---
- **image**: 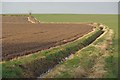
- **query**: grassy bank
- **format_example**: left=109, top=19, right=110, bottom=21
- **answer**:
left=42, top=27, right=115, bottom=78
left=2, top=24, right=103, bottom=78
left=33, top=14, right=118, bottom=78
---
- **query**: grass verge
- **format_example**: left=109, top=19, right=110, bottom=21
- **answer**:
left=42, top=27, right=116, bottom=78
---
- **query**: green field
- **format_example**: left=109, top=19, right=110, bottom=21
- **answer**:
left=33, top=14, right=118, bottom=33
left=33, top=14, right=118, bottom=78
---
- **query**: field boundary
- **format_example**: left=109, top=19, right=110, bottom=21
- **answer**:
left=41, top=25, right=113, bottom=78
left=2, top=23, right=97, bottom=62
left=2, top=23, right=105, bottom=78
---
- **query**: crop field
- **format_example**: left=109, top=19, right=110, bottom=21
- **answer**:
left=1, top=14, right=118, bottom=78
left=2, top=15, right=93, bottom=60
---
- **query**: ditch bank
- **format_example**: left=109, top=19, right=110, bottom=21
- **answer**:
left=2, top=24, right=105, bottom=78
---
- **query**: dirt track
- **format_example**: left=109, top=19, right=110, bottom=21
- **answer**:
left=2, top=15, right=93, bottom=60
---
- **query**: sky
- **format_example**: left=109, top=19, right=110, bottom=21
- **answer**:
left=1, top=0, right=119, bottom=2
left=1, top=2, right=119, bottom=14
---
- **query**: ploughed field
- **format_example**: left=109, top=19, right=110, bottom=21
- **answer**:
left=2, top=15, right=30, bottom=24
left=2, top=15, right=93, bottom=60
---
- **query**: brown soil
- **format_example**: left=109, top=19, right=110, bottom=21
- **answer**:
left=2, top=15, right=93, bottom=60
left=2, top=15, right=30, bottom=24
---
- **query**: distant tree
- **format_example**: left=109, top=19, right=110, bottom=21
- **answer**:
left=29, top=12, right=32, bottom=16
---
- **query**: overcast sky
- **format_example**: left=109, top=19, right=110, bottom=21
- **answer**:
left=1, top=2, right=118, bottom=14
left=1, top=0, right=119, bottom=2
